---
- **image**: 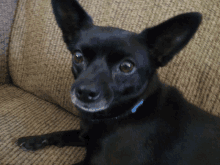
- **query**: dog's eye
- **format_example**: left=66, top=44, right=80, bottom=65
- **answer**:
left=120, top=61, right=134, bottom=73
left=73, top=52, right=84, bottom=64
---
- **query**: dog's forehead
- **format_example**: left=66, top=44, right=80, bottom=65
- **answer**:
left=78, top=26, right=149, bottom=64
left=81, top=26, right=133, bottom=39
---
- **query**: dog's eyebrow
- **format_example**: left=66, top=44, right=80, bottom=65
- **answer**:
left=80, top=45, right=97, bottom=61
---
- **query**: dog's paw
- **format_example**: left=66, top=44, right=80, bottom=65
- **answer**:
left=16, top=135, right=49, bottom=151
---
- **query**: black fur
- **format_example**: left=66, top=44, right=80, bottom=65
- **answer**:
left=17, top=0, right=220, bottom=164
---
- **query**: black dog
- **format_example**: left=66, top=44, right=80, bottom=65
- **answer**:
left=17, top=0, right=220, bottom=164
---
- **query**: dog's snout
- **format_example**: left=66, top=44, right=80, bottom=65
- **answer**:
left=75, top=84, right=101, bottom=102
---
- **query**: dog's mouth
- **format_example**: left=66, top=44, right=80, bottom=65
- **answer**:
left=70, top=88, right=114, bottom=112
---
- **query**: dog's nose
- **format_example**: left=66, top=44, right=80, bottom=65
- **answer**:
left=75, top=84, right=101, bottom=102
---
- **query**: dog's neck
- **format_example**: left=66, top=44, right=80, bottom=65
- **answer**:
left=88, top=72, right=163, bottom=123
left=131, top=73, right=162, bottom=113
left=142, top=72, right=163, bottom=102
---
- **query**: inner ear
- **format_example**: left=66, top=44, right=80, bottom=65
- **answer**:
left=139, top=12, right=202, bottom=67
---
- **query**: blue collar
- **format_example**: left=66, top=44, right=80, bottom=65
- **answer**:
left=131, top=99, right=144, bottom=113
left=90, top=99, right=145, bottom=122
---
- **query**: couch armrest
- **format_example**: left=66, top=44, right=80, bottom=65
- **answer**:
left=0, top=0, right=18, bottom=85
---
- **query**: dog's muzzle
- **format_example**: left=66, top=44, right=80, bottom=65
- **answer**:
left=70, top=85, right=113, bottom=112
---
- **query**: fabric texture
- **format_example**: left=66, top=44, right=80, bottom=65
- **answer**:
left=0, top=84, right=85, bottom=164
left=0, top=0, right=220, bottom=164
left=0, top=0, right=18, bottom=85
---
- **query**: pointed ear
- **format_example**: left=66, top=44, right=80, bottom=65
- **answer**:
left=51, top=0, right=93, bottom=44
left=138, top=12, right=202, bottom=67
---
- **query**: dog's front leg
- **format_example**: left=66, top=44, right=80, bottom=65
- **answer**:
left=16, top=130, right=85, bottom=151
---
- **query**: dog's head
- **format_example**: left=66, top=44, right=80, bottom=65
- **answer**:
left=52, top=0, right=202, bottom=120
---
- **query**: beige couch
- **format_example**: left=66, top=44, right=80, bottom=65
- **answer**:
left=1, top=0, right=220, bottom=164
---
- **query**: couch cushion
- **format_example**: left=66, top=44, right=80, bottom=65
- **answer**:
left=0, top=84, right=85, bottom=164
left=0, top=0, right=18, bottom=85
left=8, top=0, right=220, bottom=116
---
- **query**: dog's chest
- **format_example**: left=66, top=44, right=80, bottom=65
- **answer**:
left=90, top=122, right=157, bottom=165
